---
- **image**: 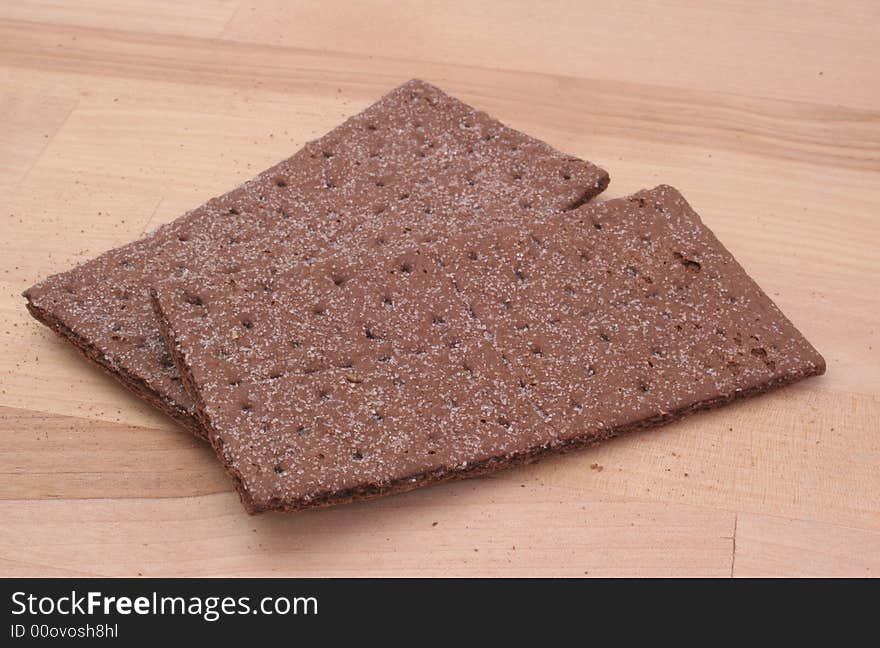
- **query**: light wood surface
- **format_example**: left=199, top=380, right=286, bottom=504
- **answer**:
left=1, top=1, right=878, bottom=578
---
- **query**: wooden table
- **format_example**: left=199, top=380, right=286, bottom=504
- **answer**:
left=1, top=1, right=877, bottom=577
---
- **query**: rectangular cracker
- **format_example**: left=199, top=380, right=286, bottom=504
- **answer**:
left=23, top=79, right=609, bottom=437
left=152, top=185, right=825, bottom=512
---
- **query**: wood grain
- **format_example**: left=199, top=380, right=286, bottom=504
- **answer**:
left=224, top=0, right=880, bottom=109
left=0, top=90, right=75, bottom=200
left=0, top=488, right=736, bottom=577
left=734, top=514, right=880, bottom=577
left=0, top=1, right=877, bottom=577
left=0, top=406, right=227, bottom=500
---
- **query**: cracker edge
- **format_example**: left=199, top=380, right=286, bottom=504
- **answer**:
left=25, top=298, right=204, bottom=437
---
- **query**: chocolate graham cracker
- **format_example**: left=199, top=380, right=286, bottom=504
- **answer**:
left=24, top=79, right=609, bottom=436
left=152, top=186, right=825, bottom=513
